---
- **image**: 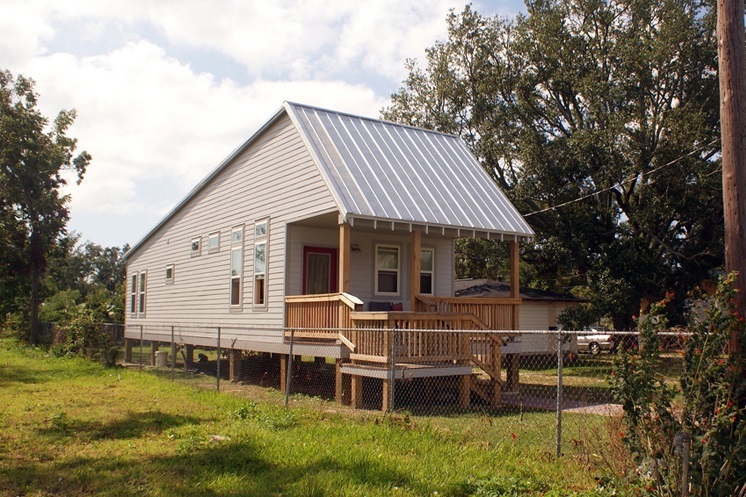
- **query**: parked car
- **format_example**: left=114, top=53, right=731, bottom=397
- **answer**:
left=577, top=328, right=616, bottom=355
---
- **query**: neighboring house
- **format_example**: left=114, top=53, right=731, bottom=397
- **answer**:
left=124, top=102, right=534, bottom=410
left=455, top=279, right=583, bottom=356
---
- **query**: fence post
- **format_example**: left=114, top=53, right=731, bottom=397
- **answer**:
left=216, top=327, right=221, bottom=393
left=139, top=325, right=144, bottom=371
left=170, top=325, right=175, bottom=381
left=556, top=329, right=564, bottom=458
left=389, top=327, right=396, bottom=412
left=285, top=328, right=295, bottom=408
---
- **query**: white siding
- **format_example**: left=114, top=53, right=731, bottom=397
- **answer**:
left=126, top=115, right=337, bottom=341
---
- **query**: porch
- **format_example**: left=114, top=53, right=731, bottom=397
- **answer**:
left=284, top=292, right=521, bottom=410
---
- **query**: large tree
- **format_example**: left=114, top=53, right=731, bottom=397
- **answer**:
left=383, top=0, right=723, bottom=328
left=0, top=70, right=90, bottom=343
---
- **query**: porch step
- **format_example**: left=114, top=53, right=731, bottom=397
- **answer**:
left=470, top=375, right=500, bottom=405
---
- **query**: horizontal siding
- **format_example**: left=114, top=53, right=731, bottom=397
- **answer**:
left=127, top=114, right=337, bottom=336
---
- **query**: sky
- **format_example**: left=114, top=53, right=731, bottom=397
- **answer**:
left=1, top=0, right=526, bottom=249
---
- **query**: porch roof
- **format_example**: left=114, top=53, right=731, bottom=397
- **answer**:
left=285, top=103, right=534, bottom=239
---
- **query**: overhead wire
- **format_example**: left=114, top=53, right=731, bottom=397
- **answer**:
left=522, top=138, right=721, bottom=217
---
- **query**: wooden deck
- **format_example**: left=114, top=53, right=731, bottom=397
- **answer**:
left=284, top=292, right=519, bottom=409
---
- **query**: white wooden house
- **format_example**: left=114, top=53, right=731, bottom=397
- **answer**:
left=124, top=102, right=534, bottom=409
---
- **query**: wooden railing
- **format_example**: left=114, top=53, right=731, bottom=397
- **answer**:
left=415, top=296, right=519, bottom=331
left=346, top=312, right=481, bottom=364
left=285, top=292, right=363, bottom=340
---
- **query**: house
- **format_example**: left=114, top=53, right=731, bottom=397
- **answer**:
left=124, top=102, right=534, bottom=410
left=455, top=279, right=583, bottom=354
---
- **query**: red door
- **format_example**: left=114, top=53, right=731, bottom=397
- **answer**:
left=303, top=246, right=338, bottom=294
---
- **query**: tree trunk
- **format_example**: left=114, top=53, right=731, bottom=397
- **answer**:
left=717, top=0, right=746, bottom=354
left=28, top=229, right=42, bottom=345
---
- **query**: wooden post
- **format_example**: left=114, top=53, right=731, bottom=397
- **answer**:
left=229, top=350, right=241, bottom=381
left=185, top=344, right=194, bottom=365
left=279, top=354, right=289, bottom=393
left=339, top=222, right=351, bottom=294
left=382, top=378, right=392, bottom=412
left=505, top=354, right=520, bottom=393
left=124, top=338, right=133, bottom=363
left=718, top=0, right=746, bottom=355
left=150, top=342, right=159, bottom=366
left=492, top=338, right=502, bottom=407
left=351, top=375, right=362, bottom=409
left=410, top=229, right=421, bottom=310
left=459, top=374, right=471, bottom=408
left=335, top=360, right=344, bottom=404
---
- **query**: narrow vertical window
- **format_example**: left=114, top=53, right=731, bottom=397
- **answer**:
left=191, top=237, right=201, bottom=256
left=130, top=274, right=137, bottom=313
left=208, top=232, right=220, bottom=253
left=165, top=264, right=174, bottom=284
left=230, top=226, right=243, bottom=307
left=420, top=248, right=434, bottom=295
left=138, top=271, right=147, bottom=315
left=375, top=244, right=400, bottom=295
left=253, top=219, right=269, bottom=307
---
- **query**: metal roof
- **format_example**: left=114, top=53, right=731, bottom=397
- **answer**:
left=285, top=102, right=533, bottom=238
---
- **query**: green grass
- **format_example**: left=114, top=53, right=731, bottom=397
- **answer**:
left=0, top=338, right=621, bottom=496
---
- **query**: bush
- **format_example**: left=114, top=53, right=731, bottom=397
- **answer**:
left=52, top=303, right=118, bottom=366
left=610, top=274, right=746, bottom=495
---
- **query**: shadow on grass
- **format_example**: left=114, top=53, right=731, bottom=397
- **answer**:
left=2, top=433, right=420, bottom=496
left=0, top=362, right=55, bottom=387
left=36, top=410, right=202, bottom=441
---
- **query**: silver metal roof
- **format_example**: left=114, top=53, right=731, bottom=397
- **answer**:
left=285, top=102, right=533, bottom=238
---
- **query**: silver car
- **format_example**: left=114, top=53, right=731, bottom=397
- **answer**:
left=577, top=329, right=615, bottom=355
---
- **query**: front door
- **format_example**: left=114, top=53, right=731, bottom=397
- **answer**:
left=303, top=246, right=338, bottom=294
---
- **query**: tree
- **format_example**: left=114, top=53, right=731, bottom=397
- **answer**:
left=0, top=70, right=90, bottom=343
left=383, top=0, right=723, bottom=328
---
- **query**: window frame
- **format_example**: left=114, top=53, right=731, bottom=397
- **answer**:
left=138, top=270, right=147, bottom=316
left=420, top=247, right=435, bottom=295
left=208, top=231, right=220, bottom=253
left=253, top=218, right=269, bottom=309
left=375, top=244, right=400, bottom=296
left=165, top=264, right=175, bottom=285
left=229, top=225, right=244, bottom=308
left=130, top=274, right=137, bottom=314
left=191, top=236, right=201, bottom=257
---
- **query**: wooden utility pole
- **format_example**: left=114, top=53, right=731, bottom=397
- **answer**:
left=717, top=0, right=746, bottom=354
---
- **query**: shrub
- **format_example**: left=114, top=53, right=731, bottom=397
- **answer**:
left=610, top=273, right=746, bottom=495
left=52, top=303, right=118, bottom=366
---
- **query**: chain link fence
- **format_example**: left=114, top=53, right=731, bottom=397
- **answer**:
left=120, top=324, right=687, bottom=460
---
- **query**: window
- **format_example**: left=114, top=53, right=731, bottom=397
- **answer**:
left=208, top=232, right=220, bottom=253
left=191, top=237, right=201, bottom=256
left=138, top=271, right=147, bottom=315
left=130, top=274, right=137, bottom=313
left=254, top=219, right=269, bottom=307
left=230, top=226, right=243, bottom=307
left=375, top=244, right=400, bottom=295
left=165, top=264, right=174, bottom=284
left=420, top=248, right=434, bottom=295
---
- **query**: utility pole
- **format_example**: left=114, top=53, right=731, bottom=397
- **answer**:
left=717, top=0, right=746, bottom=355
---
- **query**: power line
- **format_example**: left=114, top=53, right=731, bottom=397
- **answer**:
left=523, top=139, right=720, bottom=217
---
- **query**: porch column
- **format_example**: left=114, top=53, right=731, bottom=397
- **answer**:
left=410, top=229, right=421, bottom=310
left=338, top=222, right=351, bottom=294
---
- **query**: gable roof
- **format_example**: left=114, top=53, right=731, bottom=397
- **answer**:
left=126, top=102, right=533, bottom=259
left=454, top=279, right=586, bottom=303
left=285, top=102, right=533, bottom=238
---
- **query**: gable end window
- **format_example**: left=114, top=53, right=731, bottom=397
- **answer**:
left=130, top=274, right=137, bottom=313
left=253, top=219, right=269, bottom=307
left=208, top=232, right=220, bottom=253
left=375, top=244, right=400, bottom=295
left=191, top=237, right=201, bottom=256
left=165, top=264, right=175, bottom=284
left=230, top=226, right=244, bottom=307
left=138, top=271, right=147, bottom=315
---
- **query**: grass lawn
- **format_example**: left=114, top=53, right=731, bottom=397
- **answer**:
left=0, top=338, right=623, bottom=496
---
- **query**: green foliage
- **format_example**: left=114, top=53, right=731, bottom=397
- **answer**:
left=609, top=274, right=746, bottom=495
left=0, top=69, right=91, bottom=343
left=383, top=0, right=723, bottom=327
left=51, top=302, right=118, bottom=366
